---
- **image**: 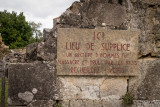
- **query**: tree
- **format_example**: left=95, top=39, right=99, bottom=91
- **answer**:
left=29, top=21, right=43, bottom=43
left=0, top=10, right=33, bottom=49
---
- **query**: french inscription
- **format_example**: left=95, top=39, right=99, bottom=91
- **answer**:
left=57, top=28, right=138, bottom=76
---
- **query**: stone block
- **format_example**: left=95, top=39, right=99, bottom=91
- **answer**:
left=43, top=28, right=52, bottom=41
left=8, top=61, right=56, bottom=106
left=70, top=100, right=84, bottom=107
left=156, top=41, right=160, bottom=48
left=102, top=99, right=122, bottom=107
left=152, top=47, right=160, bottom=57
left=27, top=100, right=56, bottom=107
left=83, top=100, right=94, bottom=107
left=132, top=100, right=160, bottom=107
left=60, top=0, right=128, bottom=28
left=129, top=58, right=160, bottom=100
left=93, top=100, right=102, bottom=107
left=37, top=38, right=57, bottom=61
left=100, top=78, right=127, bottom=100
left=69, top=100, right=103, bottom=107
left=142, top=0, right=160, bottom=5
left=8, top=106, right=27, bottom=107
left=60, top=100, right=69, bottom=107
left=60, top=99, right=123, bottom=107
left=26, top=43, right=38, bottom=61
left=58, top=77, right=127, bottom=100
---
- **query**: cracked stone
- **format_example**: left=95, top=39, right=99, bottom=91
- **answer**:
left=58, top=77, right=127, bottom=100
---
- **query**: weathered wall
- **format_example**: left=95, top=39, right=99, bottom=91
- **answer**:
left=56, top=0, right=160, bottom=106
left=7, top=0, right=160, bottom=107
left=8, top=61, right=56, bottom=106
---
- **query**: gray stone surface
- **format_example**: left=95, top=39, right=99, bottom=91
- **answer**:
left=129, top=58, right=160, bottom=100
left=59, top=99, right=123, bottom=107
left=8, top=61, right=56, bottom=106
left=70, top=100, right=84, bottom=107
left=129, top=1, right=160, bottom=56
left=132, top=100, right=160, bottom=107
left=6, top=52, right=26, bottom=63
left=27, top=100, right=56, bottom=107
left=57, top=77, right=127, bottom=100
left=141, top=0, right=160, bottom=5
left=8, top=106, right=27, bottom=107
left=26, top=33, right=56, bottom=61
left=102, top=99, right=122, bottom=107
left=83, top=100, right=94, bottom=107
left=26, top=43, right=38, bottom=61
left=93, top=100, right=102, bottom=107
left=37, top=37, right=57, bottom=61
left=60, top=0, right=127, bottom=28
left=9, top=100, right=160, bottom=107
left=43, top=28, right=52, bottom=41
left=60, top=100, right=69, bottom=107
left=58, top=0, right=160, bottom=57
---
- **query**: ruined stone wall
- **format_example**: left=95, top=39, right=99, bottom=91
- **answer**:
left=8, top=0, right=160, bottom=107
left=55, top=0, right=160, bottom=106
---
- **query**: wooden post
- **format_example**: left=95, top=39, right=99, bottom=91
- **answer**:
left=1, top=58, right=6, bottom=107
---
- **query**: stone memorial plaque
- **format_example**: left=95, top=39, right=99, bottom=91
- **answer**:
left=57, top=28, right=138, bottom=76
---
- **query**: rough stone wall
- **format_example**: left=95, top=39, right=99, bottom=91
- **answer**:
left=59, top=0, right=160, bottom=57
left=129, top=0, right=160, bottom=57
left=8, top=28, right=57, bottom=106
left=57, top=0, right=160, bottom=106
left=8, top=61, right=56, bottom=106
left=8, top=0, right=160, bottom=107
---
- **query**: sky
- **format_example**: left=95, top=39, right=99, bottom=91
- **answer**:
left=0, top=0, right=79, bottom=31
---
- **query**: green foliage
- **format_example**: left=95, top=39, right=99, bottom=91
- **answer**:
left=122, top=92, right=134, bottom=106
left=56, top=103, right=61, bottom=107
left=0, top=10, right=43, bottom=49
left=0, top=10, right=32, bottom=48
left=29, top=21, right=43, bottom=43
left=0, top=78, right=8, bottom=107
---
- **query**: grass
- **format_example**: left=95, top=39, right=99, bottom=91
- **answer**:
left=56, top=103, right=61, bottom=107
left=0, top=78, right=8, bottom=107
left=122, top=92, right=134, bottom=106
